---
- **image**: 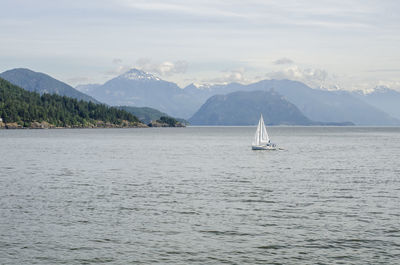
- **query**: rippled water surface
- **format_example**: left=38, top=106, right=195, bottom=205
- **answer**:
left=1, top=127, right=400, bottom=264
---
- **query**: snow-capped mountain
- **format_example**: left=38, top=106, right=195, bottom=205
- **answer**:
left=119, top=69, right=161, bottom=81
left=352, top=86, right=400, bottom=120
left=78, top=69, right=201, bottom=118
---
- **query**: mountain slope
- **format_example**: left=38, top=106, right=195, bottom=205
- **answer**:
left=189, top=90, right=313, bottom=125
left=118, top=106, right=169, bottom=124
left=0, top=68, right=99, bottom=103
left=118, top=106, right=187, bottom=125
left=0, top=77, right=143, bottom=128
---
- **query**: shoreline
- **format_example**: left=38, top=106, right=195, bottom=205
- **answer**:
left=0, top=121, right=186, bottom=129
left=0, top=121, right=147, bottom=129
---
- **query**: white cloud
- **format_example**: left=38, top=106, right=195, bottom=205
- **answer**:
left=376, top=80, right=400, bottom=91
left=135, top=58, right=188, bottom=76
left=105, top=65, right=132, bottom=76
left=264, top=65, right=400, bottom=92
left=103, top=58, right=189, bottom=78
left=266, top=65, right=335, bottom=89
left=205, top=68, right=250, bottom=84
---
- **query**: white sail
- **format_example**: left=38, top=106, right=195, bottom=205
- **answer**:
left=252, top=114, right=270, bottom=146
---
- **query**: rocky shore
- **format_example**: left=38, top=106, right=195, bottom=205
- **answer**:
left=147, top=120, right=185, bottom=127
left=0, top=120, right=148, bottom=129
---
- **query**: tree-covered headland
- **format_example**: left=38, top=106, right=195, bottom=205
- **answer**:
left=0, top=77, right=144, bottom=128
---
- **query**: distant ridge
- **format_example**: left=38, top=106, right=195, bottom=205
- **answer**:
left=0, top=68, right=99, bottom=103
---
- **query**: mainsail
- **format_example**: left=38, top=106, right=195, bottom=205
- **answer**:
left=253, top=114, right=270, bottom=146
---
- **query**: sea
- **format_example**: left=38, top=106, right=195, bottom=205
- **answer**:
left=1, top=126, right=399, bottom=264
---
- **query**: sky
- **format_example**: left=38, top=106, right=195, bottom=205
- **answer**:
left=1, top=0, right=400, bottom=91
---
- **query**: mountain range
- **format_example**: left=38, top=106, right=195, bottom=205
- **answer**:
left=2, top=67, right=400, bottom=126
left=78, top=69, right=400, bottom=125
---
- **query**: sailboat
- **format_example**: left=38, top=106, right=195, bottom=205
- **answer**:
left=252, top=114, right=277, bottom=150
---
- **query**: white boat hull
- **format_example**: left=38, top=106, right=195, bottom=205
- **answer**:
left=252, top=145, right=277, bottom=150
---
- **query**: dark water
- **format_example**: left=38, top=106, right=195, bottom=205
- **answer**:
left=1, top=127, right=400, bottom=264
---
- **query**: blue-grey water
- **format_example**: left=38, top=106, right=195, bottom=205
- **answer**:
left=1, top=127, right=400, bottom=264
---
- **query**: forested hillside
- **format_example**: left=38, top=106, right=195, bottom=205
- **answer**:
left=119, top=105, right=188, bottom=125
left=0, top=78, right=143, bottom=128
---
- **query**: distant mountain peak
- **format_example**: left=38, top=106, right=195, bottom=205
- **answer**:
left=358, top=85, right=393, bottom=95
left=190, top=83, right=213, bottom=89
left=373, top=85, right=391, bottom=93
left=119, top=68, right=161, bottom=81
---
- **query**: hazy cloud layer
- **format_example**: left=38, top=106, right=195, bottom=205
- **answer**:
left=273, top=58, right=294, bottom=65
left=205, top=68, right=249, bottom=84
left=112, top=58, right=123, bottom=64
left=1, top=0, right=399, bottom=90
left=376, top=80, right=400, bottom=91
